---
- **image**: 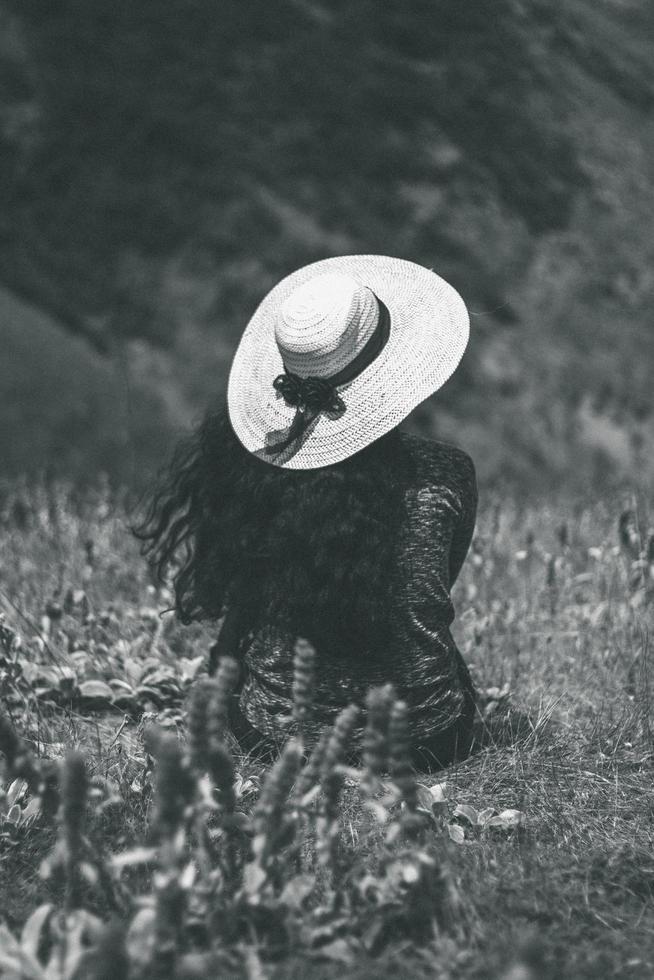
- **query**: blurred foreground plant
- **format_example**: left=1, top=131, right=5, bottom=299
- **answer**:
left=0, top=641, right=470, bottom=979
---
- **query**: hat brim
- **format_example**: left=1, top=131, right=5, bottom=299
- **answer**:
left=227, top=255, right=469, bottom=469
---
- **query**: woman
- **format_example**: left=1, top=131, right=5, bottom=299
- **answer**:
left=136, top=255, right=478, bottom=770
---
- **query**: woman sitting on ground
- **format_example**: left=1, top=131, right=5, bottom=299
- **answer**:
left=136, top=255, right=478, bottom=770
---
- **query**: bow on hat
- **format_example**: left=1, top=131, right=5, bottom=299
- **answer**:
left=272, top=374, right=345, bottom=415
left=264, top=295, right=391, bottom=461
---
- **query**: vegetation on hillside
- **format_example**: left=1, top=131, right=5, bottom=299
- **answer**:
left=0, top=482, right=653, bottom=977
left=1, top=1, right=654, bottom=485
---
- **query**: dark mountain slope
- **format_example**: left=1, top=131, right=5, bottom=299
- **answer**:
left=0, top=0, right=652, bottom=488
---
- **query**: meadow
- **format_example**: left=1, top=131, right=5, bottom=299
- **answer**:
left=0, top=479, right=653, bottom=979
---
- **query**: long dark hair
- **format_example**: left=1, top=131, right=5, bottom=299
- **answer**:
left=133, top=405, right=415, bottom=659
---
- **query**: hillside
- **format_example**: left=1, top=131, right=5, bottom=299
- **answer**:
left=0, top=0, right=653, bottom=488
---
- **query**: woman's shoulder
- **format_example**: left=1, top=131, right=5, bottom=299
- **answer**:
left=397, top=430, right=476, bottom=485
left=396, top=431, right=477, bottom=524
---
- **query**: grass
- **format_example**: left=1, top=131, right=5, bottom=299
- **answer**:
left=0, top=479, right=653, bottom=979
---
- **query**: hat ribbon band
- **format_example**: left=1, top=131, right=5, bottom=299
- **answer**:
left=264, top=294, right=391, bottom=460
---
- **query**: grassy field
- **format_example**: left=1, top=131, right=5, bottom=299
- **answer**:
left=0, top=480, right=653, bottom=979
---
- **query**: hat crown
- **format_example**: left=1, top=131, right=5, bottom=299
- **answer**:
left=275, top=273, right=380, bottom=378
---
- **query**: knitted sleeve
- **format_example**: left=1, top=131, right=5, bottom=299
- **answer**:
left=447, top=452, right=478, bottom=588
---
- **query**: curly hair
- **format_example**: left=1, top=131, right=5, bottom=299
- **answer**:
left=133, top=405, right=416, bottom=660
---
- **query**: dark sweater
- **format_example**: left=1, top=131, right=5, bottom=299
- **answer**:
left=235, top=431, right=478, bottom=755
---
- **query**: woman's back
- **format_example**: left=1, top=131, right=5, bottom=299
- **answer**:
left=238, top=431, right=477, bottom=752
left=137, top=255, right=478, bottom=769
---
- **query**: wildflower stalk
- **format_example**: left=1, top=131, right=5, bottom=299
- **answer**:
left=317, top=705, right=360, bottom=876
left=547, top=554, right=558, bottom=616
left=285, top=727, right=329, bottom=874
left=83, top=920, right=129, bottom=980
left=0, top=709, right=22, bottom=771
left=388, top=700, right=424, bottom=840
left=295, top=728, right=330, bottom=805
left=362, top=684, right=395, bottom=793
left=150, top=732, right=195, bottom=841
left=0, top=710, right=44, bottom=797
left=292, top=638, right=316, bottom=739
left=150, top=733, right=195, bottom=979
left=207, top=737, right=238, bottom=886
left=61, top=751, right=88, bottom=912
left=388, top=700, right=416, bottom=809
left=188, top=673, right=240, bottom=884
left=187, top=677, right=218, bottom=774
left=320, top=704, right=361, bottom=781
left=153, top=874, right=185, bottom=980
left=252, top=737, right=302, bottom=873
left=207, top=739, right=236, bottom=815
left=0, top=616, right=17, bottom=656
left=206, top=656, right=239, bottom=747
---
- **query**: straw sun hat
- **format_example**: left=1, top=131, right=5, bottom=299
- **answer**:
left=227, top=255, right=469, bottom=469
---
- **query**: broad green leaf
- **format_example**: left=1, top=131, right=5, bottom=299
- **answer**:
left=0, top=923, right=47, bottom=979
left=448, top=823, right=465, bottom=844
left=78, top=680, right=114, bottom=701
left=55, top=910, right=103, bottom=979
left=486, top=808, right=526, bottom=828
left=22, top=797, right=42, bottom=822
left=138, top=667, right=177, bottom=687
left=177, top=656, right=204, bottom=682
left=233, top=776, right=256, bottom=799
left=416, top=784, right=435, bottom=811
left=7, top=778, right=28, bottom=807
left=453, top=803, right=478, bottom=826
left=108, top=679, right=135, bottom=695
left=21, top=904, right=53, bottom=960
left=477, top=807, right=496, bottom=827
left=5, top=803, right=21, bottom=825
left=429, top=781, right=448, bottom=802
